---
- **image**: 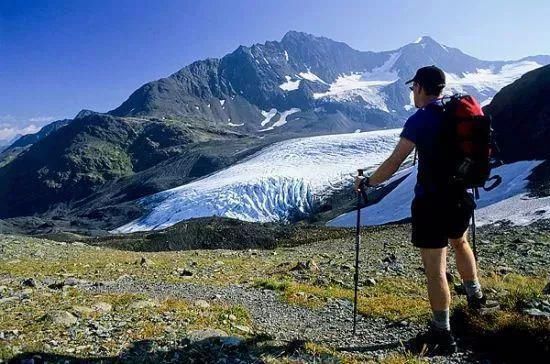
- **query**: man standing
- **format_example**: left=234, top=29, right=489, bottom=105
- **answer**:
left=355, top=66, right=498, bottom=355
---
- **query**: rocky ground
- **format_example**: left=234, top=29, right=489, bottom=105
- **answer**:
left=0, top=220, right=549, bottom=363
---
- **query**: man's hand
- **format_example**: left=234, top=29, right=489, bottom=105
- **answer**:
left=354, top=175, right=369, bottom=192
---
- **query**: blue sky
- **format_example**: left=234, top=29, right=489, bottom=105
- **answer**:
left=1, top=0, right=549, bottom=140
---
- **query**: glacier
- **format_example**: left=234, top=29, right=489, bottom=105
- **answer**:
left=327, top=160, right=550, bottom=228
left=114, top=129, right=403, bottom=233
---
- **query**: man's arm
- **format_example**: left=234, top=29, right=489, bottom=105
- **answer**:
left=369, top=137, right=415, bottom=185
left=355, top=137, right=415, bottom=191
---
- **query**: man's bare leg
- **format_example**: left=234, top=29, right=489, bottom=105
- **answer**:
left=450, top=232, right=477, bottom=282
left=420, top=247, right=451, bottom=330
left=450, top=232, right=482, bottom=299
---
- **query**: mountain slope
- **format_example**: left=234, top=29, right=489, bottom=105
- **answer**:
left=108, top=32, right=548, bottom=135
left=485, top=64, right=550, bottom=161
left=484, top=64, right=550, bottom=197
left=0, top=113, right=251, bottom=218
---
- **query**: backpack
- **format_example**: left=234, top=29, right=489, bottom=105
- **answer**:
left=425, top=94, right=501, bottom=191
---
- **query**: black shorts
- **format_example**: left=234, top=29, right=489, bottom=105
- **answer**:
left=411, top=191, right=475, bottom=249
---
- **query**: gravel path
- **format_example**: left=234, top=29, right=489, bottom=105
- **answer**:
left=84, top=278, right=474, bottom=363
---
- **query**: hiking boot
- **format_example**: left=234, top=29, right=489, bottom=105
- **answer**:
left=467, top=295, right=500, bottom=313
left=413, top=322, right=457, bottom=356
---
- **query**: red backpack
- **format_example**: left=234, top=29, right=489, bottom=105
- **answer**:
left=427, top=94, right=501, bottom=190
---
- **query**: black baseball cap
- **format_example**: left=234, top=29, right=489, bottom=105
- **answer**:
left=405, top=65, right=446, bottom=87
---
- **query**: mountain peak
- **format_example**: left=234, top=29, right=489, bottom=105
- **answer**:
left=412, top=36, right=439, bottom=45
left=282, top=30, right=316, bottom=41
left=281, top=30, right=333, bottom=46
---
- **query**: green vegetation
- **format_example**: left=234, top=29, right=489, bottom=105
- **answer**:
left=1, top=222, right=548, bottom=362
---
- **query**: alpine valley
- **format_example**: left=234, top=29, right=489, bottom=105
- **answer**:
left=1, top=31, right=549, bottom=234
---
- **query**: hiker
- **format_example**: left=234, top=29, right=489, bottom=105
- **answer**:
left=354, top=66, right=499, bottom=355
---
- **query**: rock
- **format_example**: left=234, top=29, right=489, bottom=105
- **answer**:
left=228, top=314, right=237, bottom=321
left=64, top=277, right=79, bottom=286
left=0, top=285, right=7, bottom=293
left=19, top=288, right=33, bottom=299
left=290, top=261, right=308, bottom=271
left=187, top=328, right=228, bottom=342
left=332, top=278, right=346, bottom=287
left=176, top=268, right=193, bottom=277
left=340, top=263, right=353, bottom=271
left=0, top=296, right=19, bottom=305
left=194, top=299, right=211, bottom=309
left=128, top=299, right=156, bottom=309
left=291, top=260, right=320, bottom=272
left=116, top=274, right=133, bottom=282
left=512, top=237, right=535, bottom=245
left=524, top=308, right=550, bottom=318
left=138, top=257, right=153, bottom=267
left=232, top=324, right=252, bottom=334
left=72, top=306, right=94, bottom=316
left=43, top=310, right=78, bottom=327
left=21, top=278, right=38, bottom=288
left=383, top=253, right=397, bottom=264
left=497, top=266, right=514, bottom=275
left=47, top=281, right=65, bottom=290
left=92, top=302, right=113, bottom=312
left=365, top=278, right=376, bottom=286
left=306, top=259, right=320, bottom=272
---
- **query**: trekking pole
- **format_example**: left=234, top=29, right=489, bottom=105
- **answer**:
left=471, top=188, right=479, bottom=261
left=353, top=169, right=367, bottom=335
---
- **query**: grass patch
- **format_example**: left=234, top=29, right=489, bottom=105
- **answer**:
left=254, top=278, right=291, bottom=292
left=256, top=277, right=431, bottom=322
left=480, top=273, right=547, bottom=310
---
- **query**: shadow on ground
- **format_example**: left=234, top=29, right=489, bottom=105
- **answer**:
left=8, top=334, right=340, bottom=364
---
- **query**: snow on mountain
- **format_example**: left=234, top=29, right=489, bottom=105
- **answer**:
left=279, top=76, right=301, bottom=91
left=259, top=108, right=301, bottom=131
left=313, top=52, right=401, bottom=112
left=443, top=61, right=543, bottom=104
left=298, top=70, right=328, bottom=84
left=327, top=160, right=549, bottom=228
left=260, top=108, right=278, bottom=126
left=113, top=129, right=402, bottom=233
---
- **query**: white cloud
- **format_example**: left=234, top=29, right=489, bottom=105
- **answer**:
left=0, top=115, right=57, bottom=141
left=0, top=123, right=42, bottom=141
left=28, top=116, right=55, bottom=123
